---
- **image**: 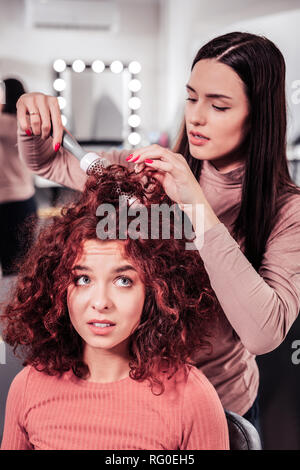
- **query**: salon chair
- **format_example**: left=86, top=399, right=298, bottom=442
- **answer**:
left=225, top=409, right=262, bottom=450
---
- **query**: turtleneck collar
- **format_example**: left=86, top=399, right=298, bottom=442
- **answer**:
left=200, top=159, right=245, bottom=188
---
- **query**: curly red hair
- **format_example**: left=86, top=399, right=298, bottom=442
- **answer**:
left=1, top=164, right=220, bottom=394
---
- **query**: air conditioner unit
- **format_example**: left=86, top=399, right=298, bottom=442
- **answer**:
left=25, top=0, right=119, bottom=32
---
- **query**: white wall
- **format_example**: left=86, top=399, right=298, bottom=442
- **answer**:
left=1, top=0, right=300, bottom=145
left=161, top=0, right=300, bottom=145
left=0, top=0, right=161, bottom=143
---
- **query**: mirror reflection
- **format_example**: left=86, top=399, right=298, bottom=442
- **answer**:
left=59, top=66, right=132, bottom=144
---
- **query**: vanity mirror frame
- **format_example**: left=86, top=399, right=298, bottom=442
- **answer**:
left=52, top=59, right=142, bottom=148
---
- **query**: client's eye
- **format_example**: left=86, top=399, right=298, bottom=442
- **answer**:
left=74, top=275, right=90, bottom=286
left=115, top=276, right=133, bottom=288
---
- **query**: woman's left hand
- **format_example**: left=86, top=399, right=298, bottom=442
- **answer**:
left=126, top=144, right=204, bottom=207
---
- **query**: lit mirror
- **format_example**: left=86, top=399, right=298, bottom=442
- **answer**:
left=53, top=60, right=142, bottom=146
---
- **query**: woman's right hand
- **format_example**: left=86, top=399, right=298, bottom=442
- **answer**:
left=16, top=92, right=63, bottom=151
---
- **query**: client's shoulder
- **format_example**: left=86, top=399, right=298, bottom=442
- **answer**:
left=11, top=364, right=70, bottom=390
left=182, top=364, right=221, bottom=400
left=160, top=363, right=213, bottom=391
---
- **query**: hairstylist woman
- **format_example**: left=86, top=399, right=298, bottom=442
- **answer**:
left=16, top=32, right=300, bottom=432
left=0, top=78, right=37, bottom=276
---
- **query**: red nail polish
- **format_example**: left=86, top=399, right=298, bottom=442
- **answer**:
left=54, top=143, right=61, bottom=152
left=145, top=159, right=153, bottom=163
left=126, top=154, right=133, bottom=161
left=25, top=129, right=32, bottom=136
left=132, top=156, right=140, bottom=162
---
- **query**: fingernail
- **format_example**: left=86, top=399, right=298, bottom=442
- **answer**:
left=126, top=154, right=133, bottom=161
left=145, top=159, right=153, bottom=163
left=25, top=129, right=32, bottom=136
left=54, top=143, right=61, bottom=152
left=132, top=156, right=140, bottom=162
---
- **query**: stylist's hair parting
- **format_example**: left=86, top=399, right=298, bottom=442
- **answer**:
left=1, top=165, right=220, bottom=395
left=174, top=31, right=300, bottom=272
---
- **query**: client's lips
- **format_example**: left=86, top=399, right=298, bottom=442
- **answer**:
left=88, top=319, right=116, bottom=325
left=88, top=320, right=116, bottom=335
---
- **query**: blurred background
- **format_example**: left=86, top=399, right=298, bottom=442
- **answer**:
left=0, top=0, right=300, bottom=450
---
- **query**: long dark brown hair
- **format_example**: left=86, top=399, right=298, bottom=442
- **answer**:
left=174, top=31, right=300, bottom=271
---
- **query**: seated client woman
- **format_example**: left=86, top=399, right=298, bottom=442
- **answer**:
left=0, top=163, right=229, bottom=450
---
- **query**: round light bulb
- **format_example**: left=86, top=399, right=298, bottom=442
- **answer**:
left=128, top=114, right=141, bottom=128
left=128, top=97, right=141, bottom=110
left=53, top=59, right=66, bottom=73
left=128, top=79, right=141, bottom=92
left=92, top=60, right=105, bottom=73
left=128, top=61, right=141, bottom=74
left=128, top=132, right=141, bottom=146
left=57, top=96, right=66, bottom=110
left=110, top=60, right=123, bottom=74
left=72, top=59, right=85, bottom=73
left=53, top=78, right=66, bottom=92
left=61, top=115, right=67, bottom=126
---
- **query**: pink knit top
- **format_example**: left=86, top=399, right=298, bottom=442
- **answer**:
left=1, top=364, right=229, bottom=450
left=16, top=130, right=300, bottom=415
